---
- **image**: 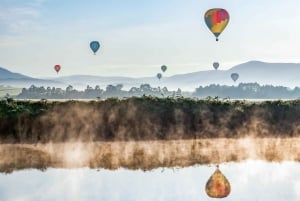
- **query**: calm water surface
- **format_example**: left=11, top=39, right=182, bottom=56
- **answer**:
left=0, top=161, right=299, bottom=201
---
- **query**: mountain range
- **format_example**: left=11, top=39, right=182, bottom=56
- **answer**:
left=0, top=67, right=64, bottom=88
left=1, top=61, right=300, bottom=91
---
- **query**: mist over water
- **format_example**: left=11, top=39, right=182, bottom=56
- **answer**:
left=0, top=138, right=299, bottom=172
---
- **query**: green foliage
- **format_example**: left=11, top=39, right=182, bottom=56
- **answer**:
left=194, top=83, right=300, bottom=99
left=0, top=97, right=300, bottom=143
left=1, top=97, right=299, bottom=119
left=0, top=100, right=49, bottom=118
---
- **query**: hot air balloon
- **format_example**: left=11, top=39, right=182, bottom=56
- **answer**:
left=204, top=8, right=230, bottom=41
left=231, top=73, right=239, bottom=82
left=54, top=65, right=61, bottom=74
left=205, top=165, right=231, bottom=198
left=157, top=73, right=162, bottom=80
left=161, top=65, right=167, bottom=73
left=213, top=62, right=219, bottom=70
left=90, top=41, right=100, bottom=55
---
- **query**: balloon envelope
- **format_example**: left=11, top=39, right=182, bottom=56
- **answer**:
left=161, top=65, right=167, bottom=72
left=90, top=41, right=100, bottom=54
left=231, top=73, right=239, bottom=82
left=54, top=65, right=61, bottom=73
left=205, top=166, right=231, bottom=198
left=213, top=62, right=219, bottom=70
left=157, top=73, right=162, bottom=80
left=204, top=8, right=230, bottom=41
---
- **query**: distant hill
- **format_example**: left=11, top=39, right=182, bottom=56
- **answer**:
left=0, top=67, right=65, bottom=88
left=2, top=61, right=300, bottom=91
left=53, top=61, right=300, bottom=91
left=162, top=61, right=300, bottom=90
left=53, top=75, right=142, bottom=90
left=0, top=67, right=30, bottom=79
left=229, top=61, right=300, bottom=87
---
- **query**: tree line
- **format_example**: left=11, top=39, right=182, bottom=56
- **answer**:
left=16, top=84, right=183, bottom=99
left=193, top=83, right=300, bottom=99
left=12, top=82, right=300, bottom=99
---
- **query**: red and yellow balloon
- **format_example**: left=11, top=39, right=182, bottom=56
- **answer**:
left=204, top=8, right=230, bottom=41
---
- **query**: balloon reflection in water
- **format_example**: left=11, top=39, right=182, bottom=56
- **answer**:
left=205, top=165, right=231, bottom=198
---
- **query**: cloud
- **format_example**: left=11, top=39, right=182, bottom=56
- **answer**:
left=0, top=35, right=25, bottom=47
left=0, top=1, right=42, bottom=35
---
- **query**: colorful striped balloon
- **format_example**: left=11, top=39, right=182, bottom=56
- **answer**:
left=204, top=8, right=230, bottom=41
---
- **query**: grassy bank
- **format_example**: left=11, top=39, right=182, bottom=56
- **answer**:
left=0, top=86, right=21, bottom=97
left=0, top=97, right=300, bottom=143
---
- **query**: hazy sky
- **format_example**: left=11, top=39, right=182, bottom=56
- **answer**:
left=0, top=161, right=299, bottom=201
left=1, top=0, right=300, bottom=78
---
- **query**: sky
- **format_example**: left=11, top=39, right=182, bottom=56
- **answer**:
left=1, top=0, right=300, bottom=78
left=0, top=161, right=299, bottom=201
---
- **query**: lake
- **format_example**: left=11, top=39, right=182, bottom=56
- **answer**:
left=0, top=161, right=299, bottom=201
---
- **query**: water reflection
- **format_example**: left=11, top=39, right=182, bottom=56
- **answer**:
left=205, top=165, right=231, bottom=198
left=0, top=161, right=299, bottom=201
